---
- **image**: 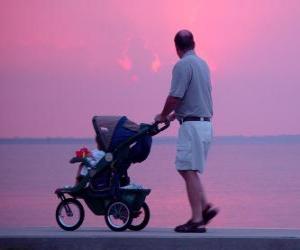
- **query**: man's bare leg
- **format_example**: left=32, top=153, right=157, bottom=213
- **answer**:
left=179, top=170, right=208, bottom=223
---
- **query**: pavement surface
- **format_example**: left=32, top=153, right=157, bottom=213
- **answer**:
left=0, top=227, right=300, bottom=238
left=0, top=227, right=299, bottom=250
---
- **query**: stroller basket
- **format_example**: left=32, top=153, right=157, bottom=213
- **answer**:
left=120, top=188, right=151, bottom=211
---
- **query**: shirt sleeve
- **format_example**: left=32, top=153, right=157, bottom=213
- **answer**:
left=169, top=61, right=192, bottom=98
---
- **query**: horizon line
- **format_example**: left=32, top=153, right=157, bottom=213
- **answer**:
left=1, top=135, right=300, bottom=145
left=1, top=134, right=300, bottom=139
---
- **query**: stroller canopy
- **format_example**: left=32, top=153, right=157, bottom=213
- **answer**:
left=92, top=116, right=140, bottom=152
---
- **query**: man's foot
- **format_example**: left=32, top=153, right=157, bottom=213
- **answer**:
left=174, top=220, right=206, bottom=233
left=203, top=203, right=219, bottom=225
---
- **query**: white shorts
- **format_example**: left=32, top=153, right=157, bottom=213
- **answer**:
left=175, top=121, right=213, bottom=173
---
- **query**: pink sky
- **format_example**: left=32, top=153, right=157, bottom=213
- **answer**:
left=1, top=0, right=300, bottom=137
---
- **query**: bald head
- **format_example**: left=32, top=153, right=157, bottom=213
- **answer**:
left=174, top=29, right=195, bottom=52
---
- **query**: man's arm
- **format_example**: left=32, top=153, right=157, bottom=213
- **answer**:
left=161, top=95, right=181, bottom=116
left=155, top=95, right=181, bottom=122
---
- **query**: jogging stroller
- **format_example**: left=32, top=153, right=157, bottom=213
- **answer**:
left=55, top=116, right=169, bottom=231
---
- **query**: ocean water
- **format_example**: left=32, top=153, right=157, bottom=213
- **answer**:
left=0, top=140, right=300, bottom=229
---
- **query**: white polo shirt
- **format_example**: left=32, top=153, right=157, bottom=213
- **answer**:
left=169, top=50, right=213, bottom=119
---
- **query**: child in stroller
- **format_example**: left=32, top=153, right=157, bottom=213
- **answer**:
left=74, top=146, right=105, bottom=184
left=55, top=116, right=169, bottom=231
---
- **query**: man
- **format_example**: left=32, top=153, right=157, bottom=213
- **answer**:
left=155, top=30, right=218, bottom=233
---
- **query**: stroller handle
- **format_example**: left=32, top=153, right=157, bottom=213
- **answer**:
left=149, top=121, right=170, bottom=136
left=113, top=121, right=170, bottom=154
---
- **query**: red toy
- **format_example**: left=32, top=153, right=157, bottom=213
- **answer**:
left=75, top=147, right=90, bottom=158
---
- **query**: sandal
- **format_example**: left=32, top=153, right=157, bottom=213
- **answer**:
left=203, top=203, right=219, bottom=225
left=174, top=220, right=206, bottom=233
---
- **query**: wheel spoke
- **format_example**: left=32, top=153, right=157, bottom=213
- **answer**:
left=107, top=201, right=130, bottom=229
left=56, top=199, right=84, bottom=231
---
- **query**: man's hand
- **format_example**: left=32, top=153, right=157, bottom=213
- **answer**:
left=167, top=113, right=176, bottom=122
left=154, top=114, right=167, bottom=123
left=155, top=95, right=180, bottom=123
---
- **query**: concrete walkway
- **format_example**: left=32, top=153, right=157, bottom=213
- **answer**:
left=0, top=227, right=299, bottom=250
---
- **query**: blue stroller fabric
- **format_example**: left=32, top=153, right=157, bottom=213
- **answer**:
left=110, top=116, right=152, bottom=164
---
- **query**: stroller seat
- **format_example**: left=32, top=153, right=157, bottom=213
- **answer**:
left=89, top=116, right=152, bottom=192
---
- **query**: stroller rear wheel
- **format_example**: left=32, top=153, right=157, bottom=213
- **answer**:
left=56, top=198, right=84, bottom=231
left=105, top=201, right=132, bottom=231
left=128, top=202, right=150, bottom=231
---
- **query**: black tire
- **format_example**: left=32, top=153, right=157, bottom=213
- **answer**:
left=105, top=200, right=133, bottom=231
left=55, top=198, right=84, bottom=231
left=128, top=202, right=150, bottom=231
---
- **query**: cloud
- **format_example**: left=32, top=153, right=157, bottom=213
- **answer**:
left=117, top=54, right=132, bottom=71
left=151, top=54, right=161, bottom=73
left=131, top=74, right=139, bottom=82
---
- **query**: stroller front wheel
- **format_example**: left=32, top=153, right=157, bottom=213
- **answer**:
left=55, top=198, right=85, bottom=231
left=105, top=201, right=133, bottom=231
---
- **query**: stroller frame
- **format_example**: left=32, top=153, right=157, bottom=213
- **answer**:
left=55, top=118, right=169, bottom=231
